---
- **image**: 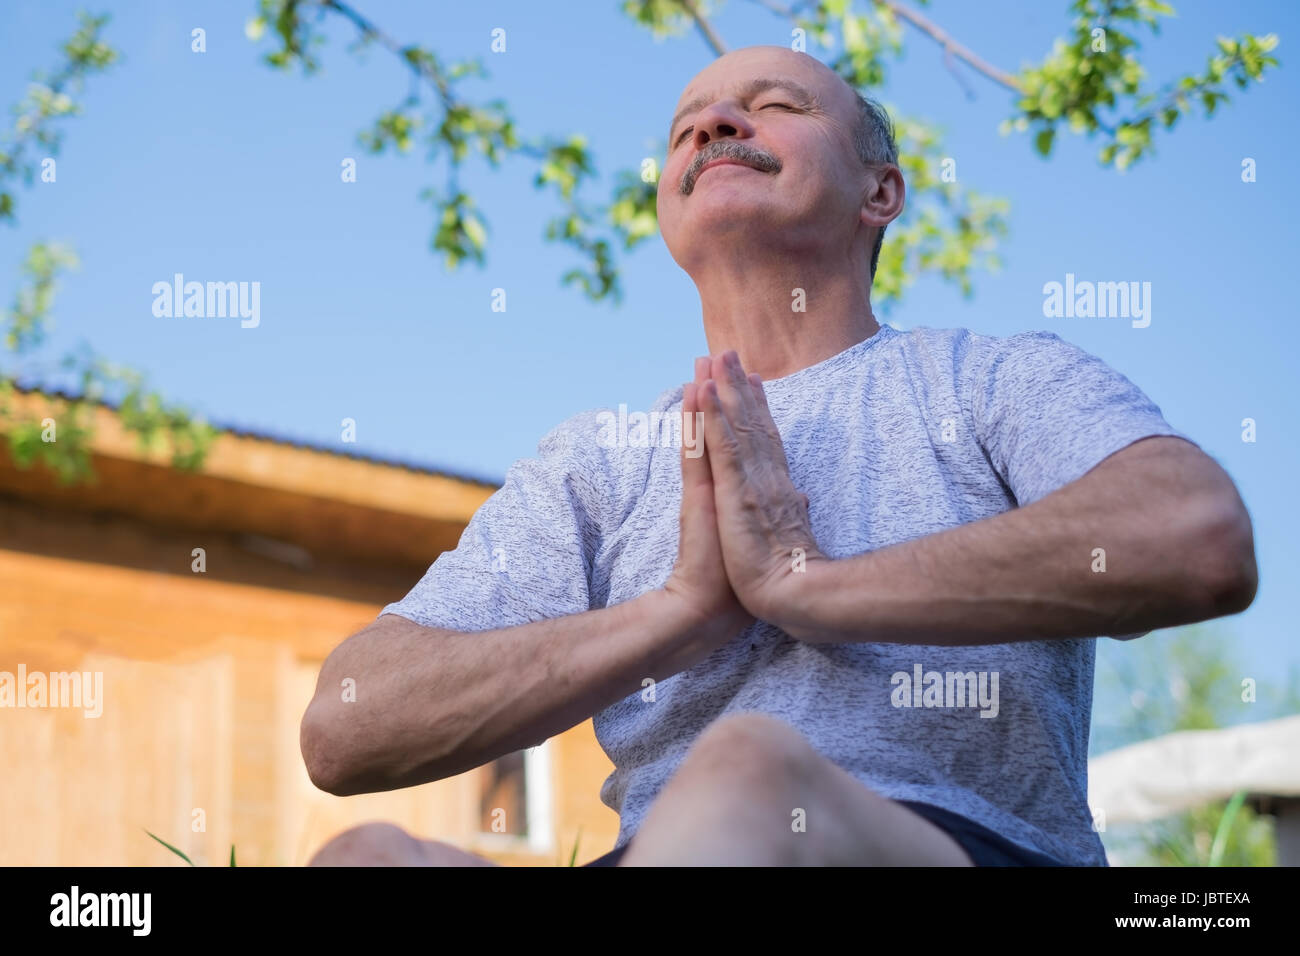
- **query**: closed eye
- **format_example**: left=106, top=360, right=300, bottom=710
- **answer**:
left=673, top=102, right=798, bottom=147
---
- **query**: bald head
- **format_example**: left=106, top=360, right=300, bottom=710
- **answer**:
left=668, top=47, right=860, bottom=148
left=656, top=44, right=903, bottom=286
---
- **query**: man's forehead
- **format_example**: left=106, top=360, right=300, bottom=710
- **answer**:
left=676, top=47, right=837, bottom=108
left=668, top=48, right=848, bottom=134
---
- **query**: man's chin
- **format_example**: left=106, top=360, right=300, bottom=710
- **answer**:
left=684, top=165, right=771, bottom=197
left=680, top=195, right=779, bottom=231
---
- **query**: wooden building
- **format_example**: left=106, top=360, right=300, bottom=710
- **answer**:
left=0, top=387, right=621, bottom=866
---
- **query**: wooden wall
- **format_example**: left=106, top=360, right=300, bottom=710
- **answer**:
left=0, top=486, right=621, bottom=866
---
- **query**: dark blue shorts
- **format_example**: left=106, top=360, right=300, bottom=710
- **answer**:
left=583, top=799, right=1067, bottom=866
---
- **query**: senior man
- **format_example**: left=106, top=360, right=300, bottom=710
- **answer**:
left=300, top=46, right=1257, bottom=866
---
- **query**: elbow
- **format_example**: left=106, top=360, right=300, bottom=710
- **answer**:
left=300, top=696, right=361, bottom=796
left=299, top=684, right=461, bottom=797
left=1188, top=494, right=1258, bottom=618
left=1208, top=551, right=1259, bottom=618
left=300, top=700, right=343, bottom=795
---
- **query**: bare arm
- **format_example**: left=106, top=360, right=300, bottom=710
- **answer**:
left=302, top=366, right=750, bottom=796
left=300, top=590, right=724, bottom=796
left=776, top=436, right=1258, bottom=646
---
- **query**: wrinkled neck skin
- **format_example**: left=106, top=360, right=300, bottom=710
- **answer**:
left=689, top=236, right=881, bottom=383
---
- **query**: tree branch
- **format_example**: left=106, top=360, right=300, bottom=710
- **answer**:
left=879, top=0, right=1023, bottom=93
left=746, top=0, right=814, bottom=17
left=322, top=0, right=453, bottom=105
left=677, top=0, right=728, bottom=57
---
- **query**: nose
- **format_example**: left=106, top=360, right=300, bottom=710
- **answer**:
left=688, top=100, right=755, bottom=149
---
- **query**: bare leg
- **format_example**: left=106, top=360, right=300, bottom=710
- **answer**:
left=618, top=712, right=975, bottom=866
left=306, top=821, right=500, bottom=867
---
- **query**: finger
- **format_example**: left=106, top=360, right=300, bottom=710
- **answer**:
left=710, top=350, right=759, bottom=429
left=681, top=382, right=710, bottom=491
left=712, top=356, right=759, bottom=463
left=687, top=359, right=714, bottom=483
left=720, top=349, right=750, bottom=389
left=675, top=385, right=699, bottom=565
left=678, top=382, right=719, bottom=569
left=698, top=377, right=742, bottom=491
left=746, top=371, right=787, bottom=452
left=747, top=372, right=771, bottom=416
left=695, top=355, right=711, bottom=387
left=692, top=356, right=714, bottom=446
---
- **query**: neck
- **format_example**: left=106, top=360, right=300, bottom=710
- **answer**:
left=691, top=244, right=882, bottom=382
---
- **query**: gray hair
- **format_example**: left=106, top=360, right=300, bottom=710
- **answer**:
left=849, top=90, right=898, bottom=282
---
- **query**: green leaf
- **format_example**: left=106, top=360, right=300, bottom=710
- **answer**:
left=463, top=214, right=487, bottom=249
left=1208, top=790, right=1247, bottom=866
left=144, top=829, right=195, bottom=866
left=1034, top=127, right=1056, bottom=157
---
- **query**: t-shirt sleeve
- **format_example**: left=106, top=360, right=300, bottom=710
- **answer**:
left=379, top=414, right=607, bottom=632
left=970, top=331, right=1196, bottom=642
left=971, top=330, right=1196, bottom=508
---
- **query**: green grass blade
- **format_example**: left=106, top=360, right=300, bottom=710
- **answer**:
left=230, top=844, right=237, bottom=867
left=144, top=829, right=195, bottom=866
left=1208, top=789, right=1248, bottom=867
left=567, top=826, right=583, bottom=867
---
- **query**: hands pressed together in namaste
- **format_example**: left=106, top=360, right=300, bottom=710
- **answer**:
left=661, top=350, right=830, bottom=645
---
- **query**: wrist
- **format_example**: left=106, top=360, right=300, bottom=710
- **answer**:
left=636, top=587, right=752, bottom=678
left=767, top=550, right=839, bottom=642
left=638, top=587, right=692, bottom=630
left=640, top=586, right=739, bottom=643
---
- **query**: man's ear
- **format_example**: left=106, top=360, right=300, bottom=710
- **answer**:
left=861, top=165, right=905, bottom=231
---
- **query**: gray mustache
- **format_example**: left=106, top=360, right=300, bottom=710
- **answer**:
left=681, top=143, right=782, bottom=195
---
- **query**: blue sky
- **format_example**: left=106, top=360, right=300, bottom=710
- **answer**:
left=2, top=1, right=1296, bottom=698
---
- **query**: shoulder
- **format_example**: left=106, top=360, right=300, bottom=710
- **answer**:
left=879, top=323, right=1013, bottom=390
left=530, top=386, right=683, bottom=531
left=888, top=325, right=1117, bottom=421
left=925, top=326, right=1105, bottom=398
left=880, top=322, right=1024, bottom=366
left=536, top=405, right=612, bottom=462
left=538, top=382, right=685, bottom=464
left=901, top=324, right=1082, bottom=362
left=967, top=329, right=1143, bottom=408
left=961, top=326, right=1105, bottom=370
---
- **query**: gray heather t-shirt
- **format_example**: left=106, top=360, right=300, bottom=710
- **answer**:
left=381, top=323, right=1193, bottom=866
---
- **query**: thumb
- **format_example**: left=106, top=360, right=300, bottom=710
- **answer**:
left=679, top=383, right=714, bottom=515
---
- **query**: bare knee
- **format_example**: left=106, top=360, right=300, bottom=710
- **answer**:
left=307, top=822, right=494, bottom=867
left=622, top=713, right=827, bottom=865
left=676, top=711, right=818, bottom=792
left=308, top=822, right=424, bottom=867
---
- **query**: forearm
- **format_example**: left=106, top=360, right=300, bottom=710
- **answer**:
left=778, top=450, right=1257, bottom=646
left=302, top=589, right=709, bottom=795
left=784, top=510, right=1174, bottom=646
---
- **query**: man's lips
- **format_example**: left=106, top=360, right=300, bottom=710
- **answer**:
left=697, top=158, right=759, bottom=178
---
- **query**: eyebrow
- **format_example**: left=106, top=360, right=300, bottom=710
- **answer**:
left=667, top=77, right=820, bottom=145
